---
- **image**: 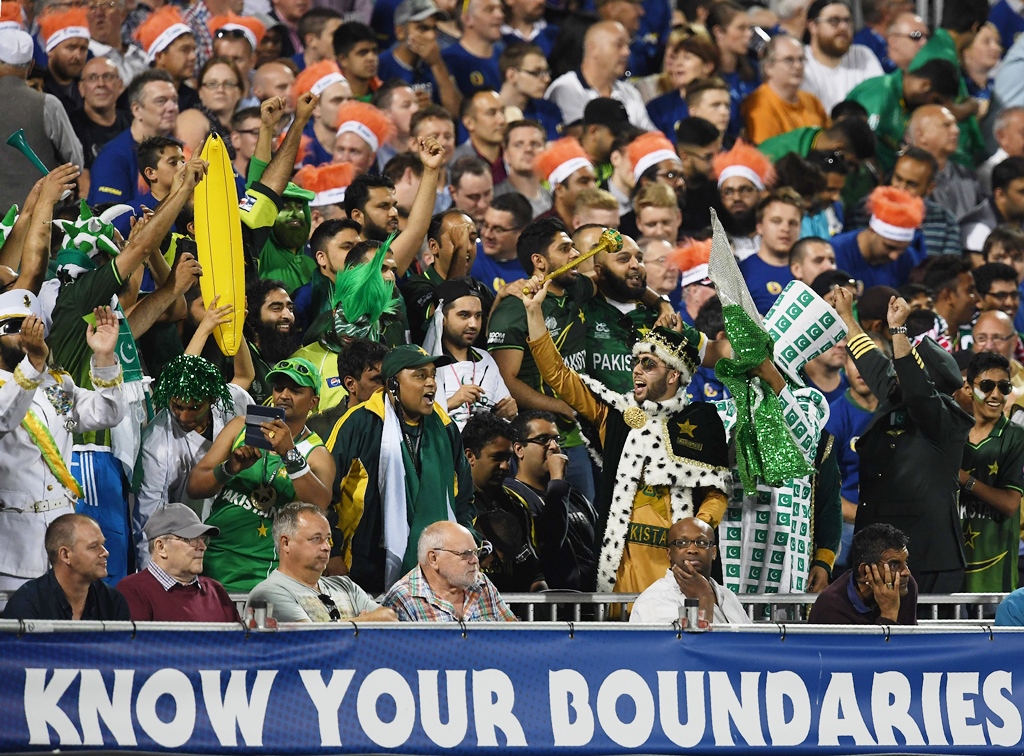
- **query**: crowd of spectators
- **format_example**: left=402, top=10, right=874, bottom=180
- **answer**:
left=1, top=0, right=1024, bottom=628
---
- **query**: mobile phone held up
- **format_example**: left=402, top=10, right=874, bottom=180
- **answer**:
left=244, top=405, right=286, bottom=450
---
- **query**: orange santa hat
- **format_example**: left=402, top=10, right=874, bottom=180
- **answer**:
left=627, top=131, right=681, bottom=183
left=669, top=238, right=713, bottom=286
left=334, top=101, right=395, bottom=154
left=294, top=162, right=356, bottom=207
left=0, top=1, right=25, bottom=31
left=292, top=59, right=347, bottom=100
left=38, top=7, right=89, bottom=53
left=208, top=12, right=265, bottom=52
left=134, top=6, right=193, bottom=62
left=866, top=186, right=925, bottom=243
left=712, top=140, right=775, bottom=190
left=534, top=137, right=593, bottom=187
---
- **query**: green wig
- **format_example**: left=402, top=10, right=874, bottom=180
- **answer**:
left=331, top=233, right=399, bottom=341
left=153, top=354, right=234, bottom=411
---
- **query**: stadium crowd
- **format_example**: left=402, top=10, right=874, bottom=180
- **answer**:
left=2, top=0, right=1024, bottom=626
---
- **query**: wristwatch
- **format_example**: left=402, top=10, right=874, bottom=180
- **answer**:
left=964, top=475, right=977, bottom=492
left=888, top=326, right=908, bottom=335
left=282, top=448, right=306, bottom=472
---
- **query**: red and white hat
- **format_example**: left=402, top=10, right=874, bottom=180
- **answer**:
left=38, top=7, right=89, bottom=53
left=670, top=238, right=713, bottom=286
left=534, top=137, right=593, bottom=187
left=292, top=59, right=347, bottom=100
left=134, top=6, right=193, bottom=62
left=712, top=140, right=774, bottom=190
left=866, top=186, right=925, bottom=243
left=294, top=162, right=356, bottom=207
left=627, top=131, right=681, bottom=183
left=0, top=2, right=25, bottom=31
left=334, top=101, right=395, bottom=153
left=208, top=12, right=265, bottom=52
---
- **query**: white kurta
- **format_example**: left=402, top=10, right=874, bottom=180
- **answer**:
left=0, top=356, right=124, bottom=579
left=629, top=569, right=752, bottom=625
left=134, top=384, right=251, bottom=567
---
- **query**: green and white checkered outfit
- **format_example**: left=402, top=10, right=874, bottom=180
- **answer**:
left=715, top=385, right=828, bottom=595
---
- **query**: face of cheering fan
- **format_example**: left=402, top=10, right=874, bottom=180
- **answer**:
left=631, top=352, right=682, bottom=403
left=395, top=364, right=438, bottom=419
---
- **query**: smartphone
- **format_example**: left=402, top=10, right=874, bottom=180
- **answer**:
left=244, top=405, right=285, bottom=450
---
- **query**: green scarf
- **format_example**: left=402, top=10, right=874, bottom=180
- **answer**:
left=398, top=413, right=457, bottom=574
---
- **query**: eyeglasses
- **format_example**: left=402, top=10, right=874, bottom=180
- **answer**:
left=481, top=222, right=523, bottom=235
left=679, top=147, right=715, bottom=162
left=770, top=56, right=805, bottom=67
left=668, top=537, right=714, bottom=549
left=233, top=128, right=261, bottom=138
left=986, top=290, right=1021, bottom=301
left=890, top=30, right=928, bottom=41
left=976, top=379, right=1013, bottom=395
left=0, top=317, right=24, bottom=336
left=434, top=541, right=493, bottom=560
left=518, top=68, right=551, bottom=79
left=523, top=433, right=565, bottom=447
left=974, top=333, right=1016, bottom=345
left=721, top=185, right=757, bottom=199
left=632, top=355, right=665, bottom=373
left=168, top=534, right=211, bottom=548
left=83, top=73, right=120, bottom=84
left=202, top=80, right=241, bottom=91
left=317, top=593, right=342, bottom=621
left=816, top=15, right=852, bottom=26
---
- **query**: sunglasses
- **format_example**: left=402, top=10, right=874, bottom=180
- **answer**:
left=0, top=317, right=24, bottom=336
left=632, top=356, right=664, bottom=373
left=318, top=593, right=342, bottom=621
left=275, top=359, right=314, bottom=376
left=976, top=379, right=1012, bottom=395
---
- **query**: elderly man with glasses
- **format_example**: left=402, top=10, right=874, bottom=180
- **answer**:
left=630, top=517, right=751, bottom=625
left=383, top=521, right=517, bottom=621
left=245, top=503, right=396, bottom=623
left=117, top=503, right=239, bottom=622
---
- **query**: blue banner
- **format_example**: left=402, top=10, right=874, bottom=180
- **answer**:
left=1, top=627, right=1022, bottom=754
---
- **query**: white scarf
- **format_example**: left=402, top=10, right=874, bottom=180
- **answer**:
left=578, top=375, right=732, bottom=592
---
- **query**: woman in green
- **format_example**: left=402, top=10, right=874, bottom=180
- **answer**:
left=187, top=358, right=336, bottom=591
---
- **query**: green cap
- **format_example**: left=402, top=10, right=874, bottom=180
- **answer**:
left=266, top=357, right=322, bottom=393
left=381, top=344, right=453, bottom=380
left=283, top=182, right=316, bottom=202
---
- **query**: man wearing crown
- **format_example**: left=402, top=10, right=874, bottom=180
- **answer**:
left=0, top=291, right=125, bottom=596
left=520, top=277, right=740, bottom=595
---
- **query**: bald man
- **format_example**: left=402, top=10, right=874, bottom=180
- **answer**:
left=885, top=13, right=930, bottom=72
left=546, top=21, right=656, bottom=131
left=252, top=62, right=296, bottom=112
left=973, top=309, right=1019, bottom=363
left=629, top=517, right=751, bottom=625
left=906, top=104, right=980, bottom=219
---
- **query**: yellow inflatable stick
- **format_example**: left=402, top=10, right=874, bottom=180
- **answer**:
left=194, top=134, right=245, bottom=356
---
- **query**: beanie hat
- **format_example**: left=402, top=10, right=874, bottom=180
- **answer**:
left=38, top=7, right=89, bottom=53
left=534, top=137, right=592, bottom=187
left=134, top=6, right=193, bottom=62
left=293, top=162, right=355, bottom=207
left=208, top=12, right=265, bottom=51
left=713, top=140, right=774, bottom=190
left=627, top=131, right=680, bottom=183
left=334, top=100, right=395, bottom=153
left=866, top=186, right=925, bottom=243
left=292, top=59, right=346, bottom=99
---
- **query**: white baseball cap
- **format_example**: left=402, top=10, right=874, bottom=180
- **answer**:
left=0, top=28, right=33, bottom=65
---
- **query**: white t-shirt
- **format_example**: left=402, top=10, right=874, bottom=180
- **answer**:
left=629, top=569, right=753, bottom=625
left=437, top=348, right=512, bottom=429
left=545, top=71, right=656, bottom=131
left=800, top=44, right=884, bottom=115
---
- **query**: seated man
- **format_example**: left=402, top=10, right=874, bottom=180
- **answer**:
left=629, top=517, right=751, bottom=626
left=808, top=523, right=917, bottom=625
left=383, top=521, right=517, bottom=622
left=117, top=503, right=238, bottom=622
left=3, top=514, right=129, bottom=621
left=246, top=503, right=396, bottom=623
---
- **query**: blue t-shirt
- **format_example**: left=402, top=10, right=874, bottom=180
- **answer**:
left=853, top=27, right=895, bottom=73
left=378, top=48, right=442, bottom=105
left=370, top=0, right=402, bottom=49
left=686, top=366, right=731, bottom=403
left=470, top=242, right=526, bottom=294
left=88, top=128, right=142, bottom=206
left=646, top=90, right=688, bottom=144
left=831, top=228, right=927, bottom=289
left=720, top=68, right=759, bottom=139
left=990, top=0, right=1024, bottom=53
left=825, top=390, right=874, bottom=505
left=301, top=120, right=332, bottom=167
left=501, top=25, right=560, bottom=58
left=738, top=254, right=793, bottom=314
left=803, top=369, right=849, bottom=406
left=290, top=52, right=306, bottom=73
left=441, top=43, right=503, bottom=97
left=523, top=98, right=563, bottom=141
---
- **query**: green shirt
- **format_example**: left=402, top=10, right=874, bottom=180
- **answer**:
left=758, top=127, right=822, bottom=162
left=846, top=70, right=908, bottom=174
left=203, top=430, right=325, bottom=592
left=581, top=294, right=659, bottom=393
left=487, top=275, right=590, bottom=446
left=961, top=415, right=1024, bottom=593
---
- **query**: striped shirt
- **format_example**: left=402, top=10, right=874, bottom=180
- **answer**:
left=382, top=566, right=517, bottom=622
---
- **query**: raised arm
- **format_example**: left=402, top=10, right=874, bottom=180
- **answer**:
left=390, top=137, right=445, bottom=277
left=258, top=93, right=319, bottom=197
left=11, top=165, right=79, bottom=294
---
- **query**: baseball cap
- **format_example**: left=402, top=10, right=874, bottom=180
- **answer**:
left=0, top=28, right=32, bottom=65
left=266, top=357, right=323, bottom=392
left=143, top=502, right=220, bottom=540
left=382, top=344, right=453, bottom=380
left=809, top=269, right=856, bottom=298
left=583, top=98, right=630, bottom=132
left=395, top=0, right=441, bottom=26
